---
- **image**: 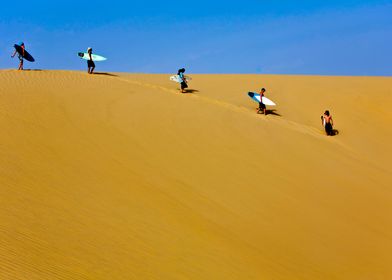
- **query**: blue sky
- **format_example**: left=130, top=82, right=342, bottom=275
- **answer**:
left=0, top=0, right=391, bottom=75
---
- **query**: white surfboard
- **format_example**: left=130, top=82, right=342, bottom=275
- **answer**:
left=170, top=75, right=192, bottom=83
left=248, top=92, right=276, bottom=106
left=78, top=52, right=107, bottom=62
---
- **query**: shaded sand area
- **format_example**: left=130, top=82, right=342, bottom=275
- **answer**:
left=0, top=70, right=391, bottom=279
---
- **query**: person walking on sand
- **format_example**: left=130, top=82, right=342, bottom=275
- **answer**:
left=257, top=88, right=267, bottom=115
left=321, top=110, right=334, bottom=136
left=11, top=42, right=25, bottom=70
left=178, top=68, right=188, bottom=93
left=87, top=47, right=95, bottom=74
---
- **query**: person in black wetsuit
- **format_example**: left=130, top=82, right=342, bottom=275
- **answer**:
left=11, top=42, right=25, bottom=70
left=257, top=88, right=267, bottom=115
left=177, top=68, right=188, bottom=93
left=87, top=47, right=95, bottom=74
left=321, top=110, right=334, bottom=136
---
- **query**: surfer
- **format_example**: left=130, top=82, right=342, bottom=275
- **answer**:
left=178, top=68, right=188, bottom=93
left=87, top=47, right=95, bottom=74
left=321, top=110, right=334, bottom=136
left=257, top=88, right=267, bottom=115
left=11, top=42, right=25, bottom=70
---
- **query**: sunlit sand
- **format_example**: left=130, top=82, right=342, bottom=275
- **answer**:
left=1, top=70, right=391, bottom=279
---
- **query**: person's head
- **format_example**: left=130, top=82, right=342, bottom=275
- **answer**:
left=19, top=42, right=24, bottom=46
left=87, top=47, right=92, bottom=53
left=261, top=88, right=266, bottom=93
left=177, top=68, right=185, bottom=75
left=324, top=110, right=330, bottom=116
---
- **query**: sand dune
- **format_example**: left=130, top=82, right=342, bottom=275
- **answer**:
left=0, top=70, right=391, bottom=279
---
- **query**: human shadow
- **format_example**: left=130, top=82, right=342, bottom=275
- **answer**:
left=265, top=109, right=282, bottom=117
left=93, top=72, right=118, bottom=77
left=323, top=129, right=339, bottom=136
left=184, top=89, right=199, bottom=94
left=331, top=129, right=339, bottom=136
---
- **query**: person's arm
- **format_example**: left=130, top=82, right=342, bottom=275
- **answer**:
left=11, top=50, right=16, bottom=57
left=330, top=117, right=333, bottom=127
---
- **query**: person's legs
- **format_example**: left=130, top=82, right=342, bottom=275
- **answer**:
left=258, top=102, right=266, bottom=114
left=257, top=103, right=262, bottom=113
left=18, top=59, right=23, bottom=70
left=181, top=82, right=187, bottom=93
left=90, top=61, right=95, bottom=74
left=325, top=123, right=332, bottom=135
left=87, top=60, right=94, bottom=74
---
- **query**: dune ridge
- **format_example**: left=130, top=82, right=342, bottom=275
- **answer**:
left=0, top=70, right=391, bottom=279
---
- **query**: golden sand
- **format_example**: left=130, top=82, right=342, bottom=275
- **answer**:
left=0, top=70, right=391, bottom=279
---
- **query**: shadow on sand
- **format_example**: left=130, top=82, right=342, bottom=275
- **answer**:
left=184, top=89, right=199, bottom=94
left=330, top=129, right=339, bottom=136
left=265, top=109, right=282, bottom=117
left=323, top=129, right=339, bottom=136
left=93, top=72, right=119, bottom=77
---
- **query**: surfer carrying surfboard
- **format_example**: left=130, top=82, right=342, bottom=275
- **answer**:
left=178, top=68, right=188, bottom=93
left=11, top=42, right=25, bottom=70
left=87, top=47, right=95, bottom=74
left=257, top=88, right=267, bottom=115
left=321, top=110, right=334, bottom=136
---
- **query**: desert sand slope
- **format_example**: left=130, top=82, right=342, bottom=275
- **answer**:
left=0, top=70, right=391, bottom=280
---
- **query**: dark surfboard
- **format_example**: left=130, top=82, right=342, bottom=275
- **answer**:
left=14, top=44, right=35, bottom=62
